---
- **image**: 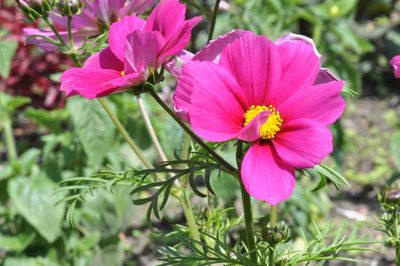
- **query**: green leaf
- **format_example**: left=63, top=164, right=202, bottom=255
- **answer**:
left=8, top=176, right=65, bottom=243
left=0, top=231, right=36, bottom=252
left=0, top=93, right=30, bottom=115
left=67, top=98, right=115, bottom=166
left=75, top=232, right=101, bottom=252
left=25, top=107, right=69, bottom=133
left=18, top=148, right=41, bottom=172
left=4, top=257, right=60, bottom=266
left=311, top=174, right=327, bottom=192
left=314, top=164, right=350, bottom=190
left=0, top=39, right=18, bottom=79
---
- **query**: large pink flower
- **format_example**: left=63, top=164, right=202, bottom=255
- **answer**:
left=174, top=31, right=345, bottom=205
left=60, top=0, right=201, bottom=98
left=390, top=55, right=400, bottom=78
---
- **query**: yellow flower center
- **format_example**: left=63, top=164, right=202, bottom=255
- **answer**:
left=120, top=71, right=125, bottom=76
left=243, top=105, right=283, bottom=140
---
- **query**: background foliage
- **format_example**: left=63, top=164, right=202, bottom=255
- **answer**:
left=1, top=0, right=400, bottom=265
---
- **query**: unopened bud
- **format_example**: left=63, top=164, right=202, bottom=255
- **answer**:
left=261, top=221, right=290, bottom=245
left=56, top=0, right=85, bottom=16
left=385, top=189, right=400, bottom=205
left=17, top=0, right=54, bottom=19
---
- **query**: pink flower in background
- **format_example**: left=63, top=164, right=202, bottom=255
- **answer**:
left=174, top=31, right=345, bottom=205
left=60, top=0, right=201, bottom=98
left=24, top=0, right=155, bottom=51
left=390, top=55, right=400, bottom=78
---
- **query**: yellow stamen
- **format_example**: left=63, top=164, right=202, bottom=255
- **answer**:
left=243, top=105, right=283, bottom=140
left=120, top=71, right=125, bottom=76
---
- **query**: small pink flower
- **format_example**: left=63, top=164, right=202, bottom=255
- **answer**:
left=60, top=0, right=201, bottom=98
left=174, top=31, right=345, bottom=205
left=390, top=55, right=400, bottom=78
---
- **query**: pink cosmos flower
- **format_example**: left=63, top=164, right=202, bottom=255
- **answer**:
left=24, top=0, right=155, bottom=51
left=390, top=55, right=400, bottom=78
left=60, top=0, right=201, bottom=98
left=174, top=31, right=345, bottom=205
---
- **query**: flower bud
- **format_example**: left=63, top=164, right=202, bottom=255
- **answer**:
left=261, top=221, right=290, bottom=245
left=385, top=189, right=400, bottom=206
left=56, top=0, right=85, bottom=16
left=17, top=0, right=54, bottom=19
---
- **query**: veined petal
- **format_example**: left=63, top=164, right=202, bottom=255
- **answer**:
left=314, top=68, right=340, bottom=85
left=94, top=0, right=125, bottom=24
left=193, top=29, right=247, bottom=62
left=145, top=0, right=186, bottom=41
left=273, top=119, right=333, bottom=169
left=60, top=67, right=122, bottom=98
left=108, top=16, right=145, bottom=62
left=390, top=55, right=400, bottom=78
left=119, top=0, right=155, bottom=17
left=84, top=48, right=124, bottom=70
left=164, top=50, right=194, bottom=77
left=219, top=32, right=281, bottom=106
left=166, top=30, right=246, bottom=77
left=124, top=30, right=166, bottom=72
left=241, top=143, right=295, bottom=205
left=278, top=80, right=345, bottom=126
left=103, top=71, right=146, bottom=89
left=158, top=16, right=201, bottom=61
left=177, top=61, right=248, bottom=142
left=270, top=33, right=321, bottom=106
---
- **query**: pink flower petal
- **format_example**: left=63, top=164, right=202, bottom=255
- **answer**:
left=241, top=143, right=295, bottom=205
left=108, top=16, right=145, bottom=62
left=60, top=67, right=122, bottom=98
left=390, top=55, right=400, bottom=78
left=103, top=72, right=146, bottom=89
left=165, top=30, right=246, bottom=77
left=124, top=30, right=166, bottom=72
left=236, top=110, right=270, bottom=142
left=119, top=0, right=155, bottom=17
left=158, top=16, right=201, bottom=61
left=94, top=0, right=125, bottom=24
left=219, top=31, right=281, bottom=106
left=193, top=29, right=247, bottom=62
left=145, top=0, right=186, bottom=42
left=278, top=80, right=345, bottom=126
left=84, top=48, right=124, bottom=70
left=270, top=33, right=321, bottom=106
left=273, top=119, right=333, bottom=169
left=314, top=68, right=340, bottom=85
left=164, top=50, right=194, bottom=77
left=180, top=61, right=248, bottom=142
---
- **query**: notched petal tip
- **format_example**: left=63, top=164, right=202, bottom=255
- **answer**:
left=276, top=32, right=321, bottom=58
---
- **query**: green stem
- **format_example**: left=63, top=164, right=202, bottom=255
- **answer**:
left=207, top=0, right=221, bottom=43
left=146, top=86, right=236, bottom=174
left=97, top=98, right=153, bottom=169
left=237, top=142, right=257, bottom=263
left=270, top=205, right=277, bottom=227
left=136, top=95, right=169, bottom=163
left=268, top=205, right=277, bottom=266
left=178, top=190, right=203, bottom=252
left=67, top=16, right=74, bottom=48
left=2, top=116, right=17, bottom=163
left=43, top=15, right=82, bottom=66
left=394, top=207, right=400, bottom=265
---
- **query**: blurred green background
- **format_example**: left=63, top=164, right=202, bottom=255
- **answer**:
left=1, top=0, right=400, bottom=265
